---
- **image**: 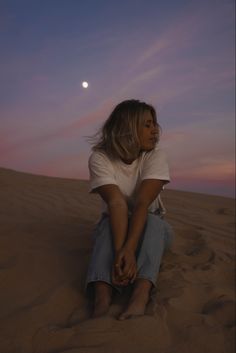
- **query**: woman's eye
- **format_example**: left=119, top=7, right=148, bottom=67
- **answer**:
left=145, top=124, right=151, bottom=128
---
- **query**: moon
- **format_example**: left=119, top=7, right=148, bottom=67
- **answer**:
left=82, top=81, right=89, bottom=88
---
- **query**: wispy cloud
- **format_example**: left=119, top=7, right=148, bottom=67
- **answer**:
left=162, top=116, right=235, bottom=187
left=0, top=98, right=114, bottom=159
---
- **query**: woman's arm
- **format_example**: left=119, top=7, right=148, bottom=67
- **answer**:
left=96, top=184, right=129, bottom=252
left=95, top=184, right=131, bottom=284
left=126, top=179, right=165, bottom=251
left=116, top=179, right=165, bottom=280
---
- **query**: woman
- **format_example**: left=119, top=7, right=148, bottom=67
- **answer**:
left=86, top=99, right=174, bottom=320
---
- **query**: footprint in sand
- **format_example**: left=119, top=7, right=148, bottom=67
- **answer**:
left=202, top=295, right=236, bottom=327
left=171, top=228, right=216, bottom=269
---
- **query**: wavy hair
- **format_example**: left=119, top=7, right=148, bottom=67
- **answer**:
left=89, top=99, right=161, bottom=161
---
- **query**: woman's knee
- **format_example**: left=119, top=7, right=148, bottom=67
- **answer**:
left=145, top=213, right=165, bottom=234
left=145, top=214, right=174, bottom=248
left=137, top=214, right=165, bottom=252
left=93, top=215, right=111, bottom=238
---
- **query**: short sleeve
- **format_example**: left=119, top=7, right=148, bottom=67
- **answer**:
left=140, top=148, right=170, bottom=183
left=88, top=151, right=118, bottom=193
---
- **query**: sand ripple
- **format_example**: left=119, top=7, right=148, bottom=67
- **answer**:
left=0, top=168, right=235, bottom=353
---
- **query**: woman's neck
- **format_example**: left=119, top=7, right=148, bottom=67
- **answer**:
left=121, top=151, right=142, bottom=164
left=121, top=158, right=136, bottom=164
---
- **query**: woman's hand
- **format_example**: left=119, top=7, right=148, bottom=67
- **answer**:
left=112, top=247, right=137, bottom=286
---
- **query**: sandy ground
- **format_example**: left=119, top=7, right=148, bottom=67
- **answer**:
left=0, top=167, right=235, bottom=353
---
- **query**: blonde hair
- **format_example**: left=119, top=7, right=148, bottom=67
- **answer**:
left=90, top=99, right=161, bottom=160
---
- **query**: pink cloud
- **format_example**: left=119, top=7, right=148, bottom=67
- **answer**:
left=172, top=160, right=235, bottom=181
left=0, top=98, right=114, bottom=160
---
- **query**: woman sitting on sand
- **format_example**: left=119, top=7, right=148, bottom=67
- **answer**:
left=86, top=99, right=174, bottom=320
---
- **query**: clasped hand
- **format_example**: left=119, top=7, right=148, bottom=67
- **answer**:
left=112, top=247, right=137, bottom=286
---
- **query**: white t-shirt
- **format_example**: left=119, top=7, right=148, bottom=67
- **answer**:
left=88, top=147, right=170, bottom=215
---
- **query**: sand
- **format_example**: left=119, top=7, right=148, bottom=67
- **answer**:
left=0, top=167, right=235, bottom=353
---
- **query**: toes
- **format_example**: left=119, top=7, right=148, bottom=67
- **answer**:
left=118, top=311, right=144, bottom=320
left=118, top=312, right=132, bottom=320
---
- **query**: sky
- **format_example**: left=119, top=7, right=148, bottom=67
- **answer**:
left=0, top=0, right=235, bottom=197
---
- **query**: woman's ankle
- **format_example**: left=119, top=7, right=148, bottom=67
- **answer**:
left=92, top=281, right=113, bottom=317
left=95, top=281, right=112, bottom=297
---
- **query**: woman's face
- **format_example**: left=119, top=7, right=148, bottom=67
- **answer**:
left=139, top=111, right=158, bottom=151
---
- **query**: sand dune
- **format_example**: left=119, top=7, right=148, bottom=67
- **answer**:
left=0, top=167, right=235, bottom=353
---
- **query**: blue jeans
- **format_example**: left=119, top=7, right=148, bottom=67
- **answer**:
left=85, top=213, right=174, bottom=294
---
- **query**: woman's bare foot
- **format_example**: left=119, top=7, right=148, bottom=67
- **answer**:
left=118, top=279, right=152, bottom=320
left=92, top=281, right=113, bottom=318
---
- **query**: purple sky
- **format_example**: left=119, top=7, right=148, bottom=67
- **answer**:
left=0, top=0, right=235, bottom=197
